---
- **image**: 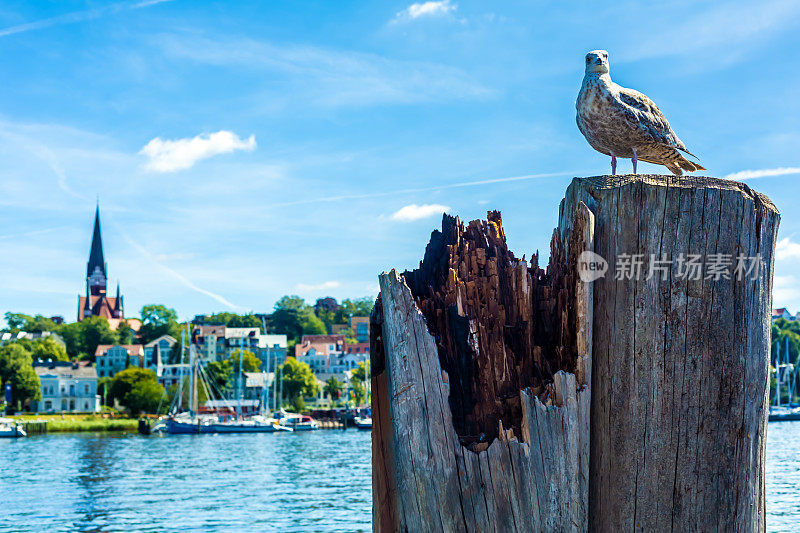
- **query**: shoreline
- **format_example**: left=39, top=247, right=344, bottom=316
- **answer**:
left=9, top=414, right=140, bottom=433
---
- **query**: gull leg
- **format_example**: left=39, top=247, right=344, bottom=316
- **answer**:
left=632, top=148, right=638, bottom=175
left=611, top=153, right=617, bottom=175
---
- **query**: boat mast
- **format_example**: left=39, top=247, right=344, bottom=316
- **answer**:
left=776, top=340, right=783, bottom=407
left=177, top=328, right=186, bottom=412
left=236, top=346, right=244, bottom=420
left=190, top=326, right=197, bottom=415
left=787, top=336, right=792, bottom=405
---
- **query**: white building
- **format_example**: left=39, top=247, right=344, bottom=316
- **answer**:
left=31, top=360, right=100, bottom=413
left=192, top=325, right=287, bottom=370
left=158, top=364, right=191, bottom=389
left=144, top=334, right=178, bottom=372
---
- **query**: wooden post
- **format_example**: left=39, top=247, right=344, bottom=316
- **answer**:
left=371, top=202, right=595, bottom=531
left=560, top=175, right=779, bottom=531
left=371, top=175, right=778, bottom=532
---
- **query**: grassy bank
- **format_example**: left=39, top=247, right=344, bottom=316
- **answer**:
left=10, top=414, right=140, bottom=433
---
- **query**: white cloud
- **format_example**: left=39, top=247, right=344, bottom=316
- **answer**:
left=158, top=34, right=489, bottom=108
left=395, top=0, right=456, bottom=21
left=773, top=275, right=800, bottom=309
left=139, top=130, right=256, bottom=172
left=295, top=281, right=341, bottom=291
left=777, top=238, right=800, bottom=261
left=724, top=167, right=800, bottom=181
left=392, top=203, right=450, bottom=222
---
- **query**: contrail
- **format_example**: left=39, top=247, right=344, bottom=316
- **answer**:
left=724, top=167, right=800, bottom=181
left=262, top=171, right=577, bottom=209
left=110, top=220, right=241, bottom=310
left=0, top=0, right=174, bottom=38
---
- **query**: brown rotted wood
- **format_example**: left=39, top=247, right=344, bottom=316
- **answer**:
left=371, top=201, right=595, bottom=532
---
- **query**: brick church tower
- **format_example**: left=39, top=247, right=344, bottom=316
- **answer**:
left=77, top=205, right=125, bottom=324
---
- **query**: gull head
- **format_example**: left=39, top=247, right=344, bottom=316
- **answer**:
left=585, top=50, right=609, bottom=75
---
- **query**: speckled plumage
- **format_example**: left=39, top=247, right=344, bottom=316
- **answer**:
left=576, top=50, right=705, bottom=176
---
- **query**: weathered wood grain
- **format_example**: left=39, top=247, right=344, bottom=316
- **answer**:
left=373, top=174, right=776, bottom=532
left=561, top=175, right=778, bottom=532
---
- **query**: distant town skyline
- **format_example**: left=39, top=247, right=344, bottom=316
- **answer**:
left=1, top=0, right=799, bottom=323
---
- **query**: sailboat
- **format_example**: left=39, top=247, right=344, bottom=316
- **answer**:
left=769, top=336, right=800, bottom=422
left=156, top=328, right=291, bottom=434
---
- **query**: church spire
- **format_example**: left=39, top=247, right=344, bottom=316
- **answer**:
left=84, top=284, right=92, bottom=317
left=114, top=282, right=122, bottom=317
left=87, top=203, right=106, bottom=279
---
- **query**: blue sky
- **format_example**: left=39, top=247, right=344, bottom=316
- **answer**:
left=1, top=0, right=799, bottom=322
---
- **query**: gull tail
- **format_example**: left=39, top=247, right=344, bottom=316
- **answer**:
left=666, top=155, right=705, bottom=176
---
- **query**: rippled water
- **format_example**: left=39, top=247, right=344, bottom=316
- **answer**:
left=766, top=421, right=800, bottom=531
left=1, top=423, right=797, bottom=531
left=0, top=430, right=371, bottom=532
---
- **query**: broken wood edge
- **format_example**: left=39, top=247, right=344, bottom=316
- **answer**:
left=380, top=199, right=594, bottom=451
left=372, top=201, right=595, bottom=531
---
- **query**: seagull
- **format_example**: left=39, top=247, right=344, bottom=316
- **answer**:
left=576, top=50, right=705, bottom=176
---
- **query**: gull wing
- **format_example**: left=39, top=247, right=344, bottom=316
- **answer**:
left=616, top=87, right=686, bottom=150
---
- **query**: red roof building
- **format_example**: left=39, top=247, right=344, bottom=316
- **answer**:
left=76, top=205, right=140, bottom=331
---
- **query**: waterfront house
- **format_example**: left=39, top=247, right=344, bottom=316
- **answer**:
left=144, top=335, right=177, bottom=371
left=31, top=360, right=100, bottom=413
left=244, top=372, right=276, bottom=401
left=295, top=334, right=346, bottom=374
left=192, top=325, right=287, bottom=369
left=772, top=308, right=795, bottom=322
left=192, top=324, right=228, bottom=362
left=158, top=363, right=191, bottom=389
left=95, top=344, right=144, bottom=378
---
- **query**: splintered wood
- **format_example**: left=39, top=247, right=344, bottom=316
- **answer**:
left=371, top=203, right=594, bottom=532
left=401, top=211, right=579, bottom=448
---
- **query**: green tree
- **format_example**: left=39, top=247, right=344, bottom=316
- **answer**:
left=230, top=349, right=262, bottom=374
left=139, top=304, right=180, bottom=345
left=270, top=296, right=327, bottom=343
left=350, top=360, right=370, bottom=406
left=201, top=351, right=261, bottom=400
left=21, top=337, right=69, bottom=362
left=335, top=297, right=374, bottom=324
left=279, top=357, right=319, bottom=401
left=0, top=344, right=41, bottom=410
left=3, top=312, right=31, bottom=332
left=79, top=317, right=118, bottom=361
left=324, top=376, right=344, bottom=399
left=201, top=312, right=263, bottom=329
left=3, top=313, right=58, bottom=333
left=771, top=318, right=800, bottom=403
left=125, top=379, right=166, bottom=414
left=117, top=321, right=136, bottom=345
left=55, top=321, right=85, bottom=359
left=109, top=367, right=163, bottom=413
left=98, top=376, right=113, bottom=406
left=204, top=359, right=233, bottom=397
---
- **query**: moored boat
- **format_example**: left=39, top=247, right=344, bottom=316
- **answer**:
left=277, top=411, right=319, bottom=431
left=353, top=416, right=372, bottom=430
left=0, top=417, right=26, bottom=438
